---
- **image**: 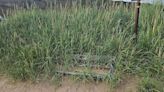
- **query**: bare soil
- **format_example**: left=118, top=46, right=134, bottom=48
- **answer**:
left=115, top=76, right=139, bottom=92
left=0, top=76, right=138, bottom=92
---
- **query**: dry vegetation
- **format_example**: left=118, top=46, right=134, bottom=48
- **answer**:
left=0, top=1, right=164, bottom=92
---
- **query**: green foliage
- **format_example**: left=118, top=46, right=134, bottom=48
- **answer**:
left=139, top=77, right=164, bottom=92
left=0, top=4, right=163, bottom=86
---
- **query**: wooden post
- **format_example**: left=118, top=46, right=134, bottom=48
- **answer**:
left=134, top=0, right=141, bottom=41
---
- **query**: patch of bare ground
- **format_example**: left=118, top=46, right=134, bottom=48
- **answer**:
left=55, top=78, right=110, bottom=92
left=0, top=76, right=139, bottom=92
left=114, top=76, right=139, bottom=92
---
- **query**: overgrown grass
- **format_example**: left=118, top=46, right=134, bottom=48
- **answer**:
left=0, top=3, right=163, bottom=91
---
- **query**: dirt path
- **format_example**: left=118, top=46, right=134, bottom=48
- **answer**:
left=0, top=76, right=138, bottom=92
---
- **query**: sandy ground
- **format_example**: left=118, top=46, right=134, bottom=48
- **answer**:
left=0, top=76, right=138, bottom=92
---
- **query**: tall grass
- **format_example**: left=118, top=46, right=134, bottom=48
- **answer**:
left=0, top=3, right=163, bottom=88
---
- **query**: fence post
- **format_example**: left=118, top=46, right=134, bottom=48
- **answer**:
left=134, top=0, right=141, bottom=41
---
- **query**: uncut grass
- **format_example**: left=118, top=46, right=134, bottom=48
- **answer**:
left=0, top=4, right=163, bottom=85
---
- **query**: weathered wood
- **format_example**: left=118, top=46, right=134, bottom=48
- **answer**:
left=134, top=0, right=141, bottom=41
left=0, top=0, right=112, bottom=15
left=54, top=54, right=115, bottom=81
left=0, top=0, right=109, bottom=9
left=56, top=71, right=112, bottom=80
